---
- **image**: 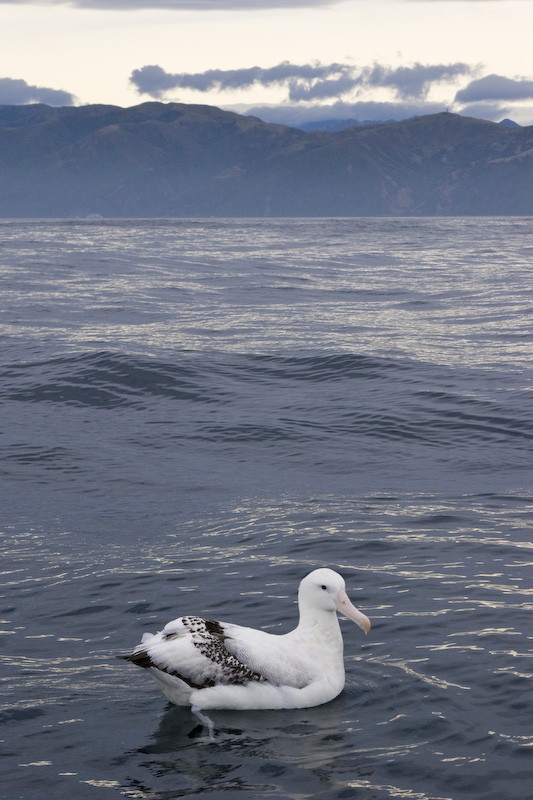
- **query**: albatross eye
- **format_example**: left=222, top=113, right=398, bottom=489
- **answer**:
left=321, top=585, right=327, bottom=590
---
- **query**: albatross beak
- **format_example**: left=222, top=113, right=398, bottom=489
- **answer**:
left=335, top=588, right=371, bottom=633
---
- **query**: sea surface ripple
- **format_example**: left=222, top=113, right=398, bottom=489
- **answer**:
left=1, top=217, right=532, bottom=800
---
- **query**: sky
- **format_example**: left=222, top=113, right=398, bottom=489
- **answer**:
left=1, top=0, right=533, bottom=126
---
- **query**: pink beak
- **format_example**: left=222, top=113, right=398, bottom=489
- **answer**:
left=335, top=588, right=371, bottom=633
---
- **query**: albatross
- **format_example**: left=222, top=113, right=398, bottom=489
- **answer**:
left=119, top=568, right=370, bottom=715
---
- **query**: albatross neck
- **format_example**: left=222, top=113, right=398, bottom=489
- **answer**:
left=296, top=601, right=342, bottom=635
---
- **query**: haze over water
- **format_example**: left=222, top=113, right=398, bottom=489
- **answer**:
left=1, top=217, right=532, bottom=800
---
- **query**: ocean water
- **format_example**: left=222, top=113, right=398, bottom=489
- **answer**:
left=1, top=217, right=532, bottom=800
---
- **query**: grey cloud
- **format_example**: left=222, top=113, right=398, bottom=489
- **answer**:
left=455, top=74, right=533, bottom=103
left=456, top=102, right=512, bottom=121
left=288, top=75, right=359, bottom=102
left=241, top=97, right=518, bottom=127
left=242, top=99, right=447, bottom=126
left=458, top=102, right=532, bottom=126
left=0, top=0, right=340, bottom=9
left=0, top=0, right=523, bottom=7
left=0, top=77, right=76, bottom=105
left=131, top=65, right=253, bottom=97
left=130, top=64, right=267, bottom=97
left=130, top=63, right=355, bottom=98
left=131, top=61, right=474, bottom=102
left=365, top=62, right=474, bottom=99
left=129, top=65, right=183, bottom=98
left=290, top=62, right=474, bottom=101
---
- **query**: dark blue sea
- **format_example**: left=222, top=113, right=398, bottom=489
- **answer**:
left=1, top=217, right=532, bottom=800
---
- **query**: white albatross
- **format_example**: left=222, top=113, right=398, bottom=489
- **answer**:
left=118, top=568, right=371, bottom=715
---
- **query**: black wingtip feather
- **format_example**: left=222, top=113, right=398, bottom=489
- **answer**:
left=116, top=650, right=154, bottom=669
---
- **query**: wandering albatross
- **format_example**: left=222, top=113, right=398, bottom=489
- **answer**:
left=119, top=568, right=371, bottom=719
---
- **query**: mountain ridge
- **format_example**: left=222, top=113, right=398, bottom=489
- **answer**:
left=0, top=102, right=532, bottom=217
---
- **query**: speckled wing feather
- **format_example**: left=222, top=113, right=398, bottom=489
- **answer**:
left=122, top=615, right=269, bottom=690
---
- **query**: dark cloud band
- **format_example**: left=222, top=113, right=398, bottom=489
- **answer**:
left=0, top=0, right=520, bottom=8
left=0, top=77, right=75, bottom=106
left=130, top=61, right=475, bottom=102
left=455, top=74, right=533, bottom=103
left=0, top=0, right=339, bottom=9
left=245, top=99, right=447, bottom=126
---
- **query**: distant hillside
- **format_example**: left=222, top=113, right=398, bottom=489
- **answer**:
left=0, top=102, right=532, bottom=217
left=295, top=118, right=394, bottom=132
left=291, top=116, right=519, bottom=132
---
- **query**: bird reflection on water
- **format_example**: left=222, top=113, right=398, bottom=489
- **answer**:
left=122, top=694, right=382, bottom=800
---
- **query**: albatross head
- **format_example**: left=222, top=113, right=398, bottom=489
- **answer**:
left=299, top=568, right=371, bottom=634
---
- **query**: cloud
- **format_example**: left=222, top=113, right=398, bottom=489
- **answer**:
left=455, top=74, right=533, bottom=103
left=0, top=0, right=340, bottom=9
left=456, top=102, right=512, bottom=121
left=0, top=0, right=527, bottom=7
left=0, top=77, right=76, bottom=105
left=242, top=99, right=447, bottom=126
left=364, top=63, right=474, bottom=100
left=130, top=60, right=475, bottom=102
left=287, top=62, right=475, bottom=102
left=240, top=97, right=529, bottom=127
left=131, top=62, right=356, bottom=98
